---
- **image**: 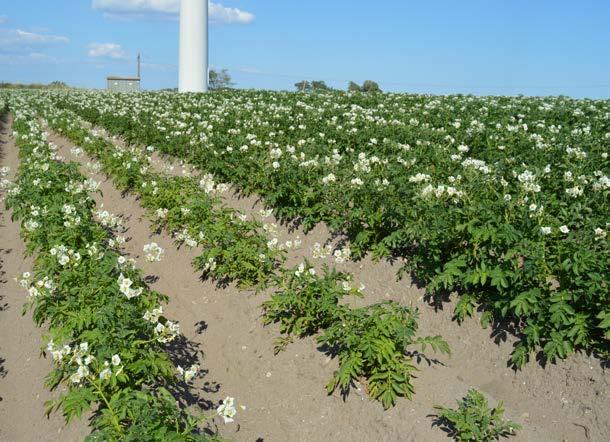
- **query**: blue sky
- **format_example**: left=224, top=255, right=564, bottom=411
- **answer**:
left=0, top=1, right=608, bottom=98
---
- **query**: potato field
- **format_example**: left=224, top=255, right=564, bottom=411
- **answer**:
left=0, top=89, right=608, bottom=441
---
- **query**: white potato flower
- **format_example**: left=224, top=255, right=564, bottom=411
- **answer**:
left=217, top=396, right=237, bottom=424
left=176, top=364, right=199, bottom=382
left=99, top=367, right=112, bottom=381
left=143, top=242, right=165, bottom=262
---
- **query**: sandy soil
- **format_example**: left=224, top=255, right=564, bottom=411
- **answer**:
left=1, top=113, right=607, bottom=441
left=0, top=114, right=89, bottom=441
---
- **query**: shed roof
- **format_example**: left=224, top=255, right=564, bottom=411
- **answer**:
left=107, top=76, right=141, bottom=81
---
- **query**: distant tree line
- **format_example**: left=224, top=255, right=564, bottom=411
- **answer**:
left=294, top=79, right=382, bottom=93
left=348, top=80, right=381, bottom=93
left=0, top=81, right=70, bottom=89
left=294, top=80, right=332, bottom=92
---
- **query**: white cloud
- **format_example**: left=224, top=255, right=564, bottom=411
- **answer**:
left=209, top=3, right=254, bottom=24
left=92, top=0, right=254, bottom=24
left=14, top=29, right=69, bottom=44
left=88, top=42, right=129, bottom=60
left=0, top=14, right=8, bottom=24
left=0, top=27, right=67, bottom=66
left=92, top=0, right=177, bottom=18
left=0, top=28, right=69, bottom=50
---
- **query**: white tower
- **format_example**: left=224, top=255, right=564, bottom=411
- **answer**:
left=179, top=0, right=208, bottom=92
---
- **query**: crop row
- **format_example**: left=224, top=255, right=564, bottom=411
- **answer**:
left=48, top=89, right=610, bottom=366
left=1, top=96, right=219, bottom=441
left=21, top=93, right=449, bottom=409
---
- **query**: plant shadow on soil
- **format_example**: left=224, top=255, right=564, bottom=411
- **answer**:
left=163, top=333, right=226, bottom=438
left=0, top=356, right=5, bottom=403
left=199, top=273, right=233, bottom=290
left=428, top=412, right=462, bottom=440
left=164, top=334, right=220, bottom=410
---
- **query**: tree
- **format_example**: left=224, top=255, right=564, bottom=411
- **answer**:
left=362, top=80, right=381, bottom=93
left=49, top=81, right=68, bottom=89
left=348, top=81, right=362, bottom=92
left=295, top=80, right=312, bottom=92
left=209, top=69, right=234, bottom=89
left=295, top=80, right=332, bottom=92
left=347, top=80, right=381, bottom=93
left=311, top=80, right=330, bottom=91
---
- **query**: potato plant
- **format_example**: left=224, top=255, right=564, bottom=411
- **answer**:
left=2, top=99, right=217, bottom=441
left=9, top=92, right=452, bottom=408
left=433, top=389, right=521, bottom=441
left=33, top=98, right=283, bottom=287
left=44, top=89, right=609, bottom=366
left=262, top=262, right=449, bottom=409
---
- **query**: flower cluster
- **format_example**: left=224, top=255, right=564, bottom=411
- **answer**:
left=175, top=228, right=198, bottom=248
left=143, top=242, right=165, bottom=262
left=216, top=396, right=237, bottom=424
left=118, top=273, right=143, bottom=299
left=295, top=262, right=316, bottom=277
left=176, top=364, right=199, bottom=382
left=50, top=245, right=82, bottom=267
left=333, top=246, right=352, bottom=264
left=312, top=242, right=333, bottom=259
left=95, top=209, right=123, bottom=229
left=153, top=320, right=180, bottom=344
left=199, top=173, right=228, bottom=194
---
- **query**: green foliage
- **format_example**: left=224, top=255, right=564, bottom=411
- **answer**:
left=86, top=388, right=216, bottom=441
left=433, top=389, right=521, bottom=441
left=321, top=303, right=449, bottom=409
left=28, top=88, right=609, bottom=366
left=3, top=100, right=218, bottom=440
left=347, top=81, right=362, bottom=92
left=19, top=94, right=452, bottom=408
left=361, top=80, right=381, bottom=93
left=4, top=86, right=609, bottom=416
left=262, top=263, right=357, bottom=346
left=295, top=80, right=312, bottom=92
left=31, top=89, right=610, bottom=366
left=347, top=80, right=381, bottom=92
left=31, top=98, right=282, bottom=287
left=263, top=264, right=449, bottom=408
left=311, top=80, right=331, bottom=91
left=0, top=81, right=70, bottom=89
left=295, top=81, right=330, bottom=92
